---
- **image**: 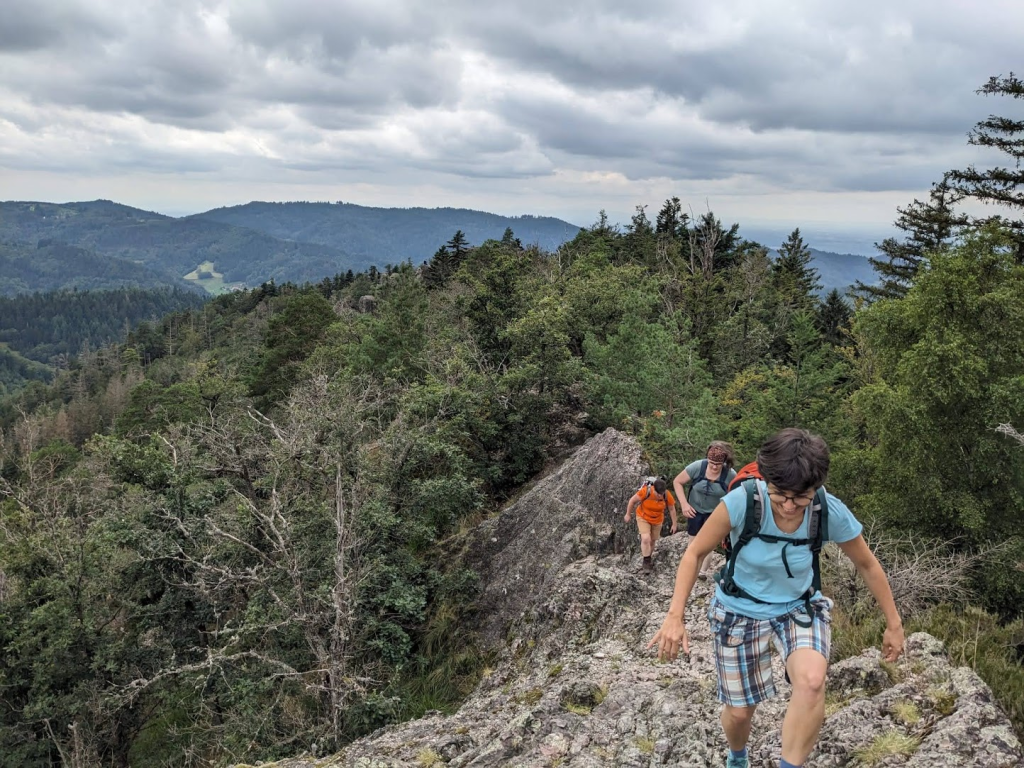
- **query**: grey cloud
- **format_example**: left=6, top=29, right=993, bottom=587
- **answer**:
left=0, top=0, right=115, bottom=52
left=495, top=90, right=789, bottom=178
left=248, top=43, right=462, bottom=114
left=227, top=0, right=439, bottom=60
left=1, top=0, right=1020, bottom=202
left=2, top=1, right=460, bottom=130
left=455, top=0, right=1021, bottom=136
left=495, top=79, right=971, bottom=193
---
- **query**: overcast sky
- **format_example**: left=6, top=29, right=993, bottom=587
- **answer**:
left=1, top=0, right=1021, bottom=250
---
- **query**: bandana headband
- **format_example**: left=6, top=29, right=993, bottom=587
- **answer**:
left=707, top=446, right=729, bottom=464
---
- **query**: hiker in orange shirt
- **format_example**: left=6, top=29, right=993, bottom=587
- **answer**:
left=624, top=478, right=679, bottom=574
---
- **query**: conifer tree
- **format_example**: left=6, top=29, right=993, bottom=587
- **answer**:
left=422, top=245, right=455, bottom=288
left=655, top=196, right=688, bottom=239
left=501, top=226, right=523, bottom=249
left=949, top=73, right=1024, bottom=258
left=772, top=228, right=820, bottom=310
left=852, top=227, right=1024, bottom=612
left=855, top=176, right=968, bottom=302
left=446, top=230, right=470, bottom=262
left=687, top=211, right=741, bottom=274
left=620, top=204, right=655, bottom=264
left=591, top=209, right=617, bottom=237
left=816, top=288, right=853, bottom=346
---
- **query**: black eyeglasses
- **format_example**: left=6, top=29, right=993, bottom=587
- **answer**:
left=766, top=487, right=816, bottom=507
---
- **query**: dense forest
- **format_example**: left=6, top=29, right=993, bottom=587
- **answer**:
left=0, top=75, right=1023, bottom=768
left=0, top=240, right=197, bottom=296
left=0, top=287, right=209, bottom=396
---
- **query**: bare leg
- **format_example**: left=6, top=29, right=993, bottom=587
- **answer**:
left=698, top=551, right=713, bottom=575
left=689, top=537, right=713, bottom=577
left=721, top=704, right=756, bottom=752
left=639, top=532, right=653, bottom=558
left=781, top=648, right=827, bottom=764
left=638, top=520, right=661, bottom=558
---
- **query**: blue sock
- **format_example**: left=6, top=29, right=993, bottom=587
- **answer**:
left=730, top=748, right=747, bottom=759
left=780, top=759, right=801, bottom=768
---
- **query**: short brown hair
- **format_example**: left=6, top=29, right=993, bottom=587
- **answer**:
left=755, top=428, right=829, bottom=492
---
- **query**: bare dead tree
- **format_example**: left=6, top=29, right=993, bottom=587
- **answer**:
left=112, top=373, right=394, bottom=749
left=996, top=422, right=1024, bottom=446
left=687, top=203, right=722, bottom=279
left=822, top=522, right=990, bottom=620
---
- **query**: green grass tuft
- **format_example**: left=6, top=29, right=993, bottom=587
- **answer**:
left=890, top=700, right=921, bottom=725
left=852, top=730, right=920, bottom=765
left=634, top=737, right=656, bottom=754
left=416, top=747, right=444, bottom=766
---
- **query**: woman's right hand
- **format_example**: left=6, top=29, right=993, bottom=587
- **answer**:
left=648, top=614, right=689, bottom=661
left=680, top=503, right=696, bottom=519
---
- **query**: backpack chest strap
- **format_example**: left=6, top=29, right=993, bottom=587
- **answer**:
left=751, top=533, right=812, bottom=578
left=716, top=480, right=829, bottom=628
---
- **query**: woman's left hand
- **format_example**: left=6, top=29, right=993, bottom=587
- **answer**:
left=882, top=624, right=905, bottom=662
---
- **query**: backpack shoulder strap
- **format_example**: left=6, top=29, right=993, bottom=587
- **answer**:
left=715, top=479, right=764, bottom=596
left=808, top=487, right=829, bottom=592
left=716, top=467, right=730, bottom=492
left=691, top=460, right=708, bottom=486
left=740, top=479, right=764, bottom=540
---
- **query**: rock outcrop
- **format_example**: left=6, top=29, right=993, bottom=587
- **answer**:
left=462, top=428, right=647, bottom=647
left=249, top=429, right=1023, bottom=768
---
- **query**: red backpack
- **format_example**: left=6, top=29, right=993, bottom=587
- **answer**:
left=728, top=460, right=761, bottom=491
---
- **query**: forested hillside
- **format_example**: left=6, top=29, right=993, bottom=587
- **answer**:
left=0, top=287, right=209, bottom=395
left=0, top=194, right=1022, bottom=766
left=0, top=201, right=367, bottom=290
left=1, top=199, right=879, bottom=296
left=800, top=247, right=875, bottom=294
left=192, top=200, right=581, bottom=262
left=0, top=240, right=197, bottom=296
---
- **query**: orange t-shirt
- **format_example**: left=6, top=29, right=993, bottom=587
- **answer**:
left=636, top=488, right=675, bottom=525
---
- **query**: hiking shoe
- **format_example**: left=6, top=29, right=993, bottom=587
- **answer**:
left=642, top=556, right=653, bottom=574
left=725, top=754, right=749, bottom=768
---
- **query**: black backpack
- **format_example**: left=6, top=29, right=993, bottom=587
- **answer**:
left=714, top=479, right=829, bottom=628
left=689, top=460, right=730, bottom=495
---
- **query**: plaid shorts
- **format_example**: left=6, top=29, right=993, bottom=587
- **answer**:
left=707, top=594, right=832, bottom=708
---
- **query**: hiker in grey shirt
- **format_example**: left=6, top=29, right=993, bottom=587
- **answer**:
left=673, top=441, right=737, bottom=579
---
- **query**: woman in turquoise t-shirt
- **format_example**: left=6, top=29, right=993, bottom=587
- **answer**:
left=650, top=429, right=904, bottom=768
left=672, top=441, right=737, bottom=579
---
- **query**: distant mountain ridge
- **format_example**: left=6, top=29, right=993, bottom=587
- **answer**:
left=0, top=199, right=877, bottom=296
left=0, top=200, right=368, bottom=291
left=797, top=247, right=875, bottom=295
left=192, top=201, right=583, bottom=263
left=191, top=201, right=877, bottom=292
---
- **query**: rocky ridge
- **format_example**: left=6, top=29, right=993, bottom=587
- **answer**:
left=246, top=429, right=1023, bottom=768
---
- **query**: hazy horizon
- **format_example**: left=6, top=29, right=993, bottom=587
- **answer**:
left=4, top=194, right=890, bottom=256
